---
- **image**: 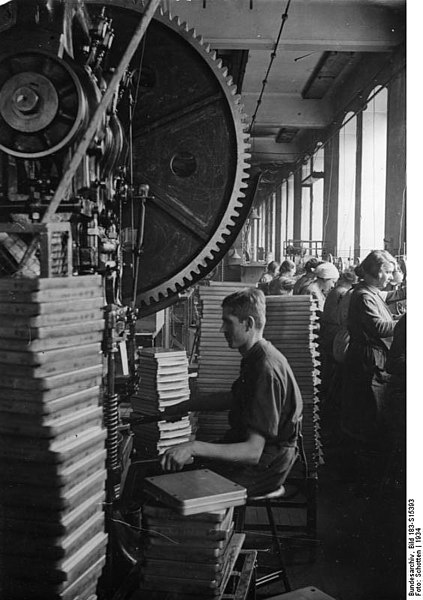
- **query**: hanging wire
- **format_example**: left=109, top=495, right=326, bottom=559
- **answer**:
left=248, top=0, right=292, bottom=135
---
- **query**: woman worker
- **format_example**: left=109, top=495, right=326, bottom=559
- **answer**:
left=341, top=250, right=405, bottom=487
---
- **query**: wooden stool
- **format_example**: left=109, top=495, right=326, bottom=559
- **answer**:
left=235, top=485, right=291, bottom=593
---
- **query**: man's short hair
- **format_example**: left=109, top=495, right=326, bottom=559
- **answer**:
left=221, top=287, right=266, bottom=330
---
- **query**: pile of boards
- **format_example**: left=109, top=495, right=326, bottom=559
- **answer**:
left=195, top=282, right=246, bottom=441
left=196, top=282, right=323, bottom=469
left=139, top=469, right=246, bottom=597
left=130, top=347, right=195, bottom=457
left=264, top=294, right=322, bottom=468
left=0, top=275, right=107, bottom=600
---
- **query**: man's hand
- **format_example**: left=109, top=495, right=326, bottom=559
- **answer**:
left=160, top=442, right=194, bottom=472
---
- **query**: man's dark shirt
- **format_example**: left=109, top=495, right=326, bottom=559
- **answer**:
left=225, top=339, right=303, bottom=460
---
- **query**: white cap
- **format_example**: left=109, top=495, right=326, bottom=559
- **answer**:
left=314, top=262, right=340, bottom=280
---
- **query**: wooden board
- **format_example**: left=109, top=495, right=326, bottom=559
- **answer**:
left=0, top=447, right=106, bottom=490
left=0, top=468, right=107, bottom=512
left=1, top=511, right=105, bottom=560
left=0, top=425, right=107, bottom=465
left=0, top=386, right=100, bottom=418
left=0, top=328, right=104, bottom=352
left=0, top=490, right=105, bottom=537
left=0, top=363, right=103, bottom=391
left=143, top=469, right=246, bottom=516
left=141, top=532, right=245, bottom=596
left=0, top=274, right=101, bottom=292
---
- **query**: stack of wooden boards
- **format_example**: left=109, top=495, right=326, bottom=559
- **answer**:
left=196, top=282, right=323, bottom=469
left=195, top=282, right=246, bottom=441
left=130, top=347, right=195, bottom=457
left=139, top=469, right=247, bottom=597
left=264, top=295, right=322, bottom=468
left=0, top=275, right=108, bottom=600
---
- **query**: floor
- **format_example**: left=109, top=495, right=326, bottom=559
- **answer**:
left=249, top=443, right=406, bottom=600
left=109, top=440, right=405, bottom=600
left=108, top=390, right=406, bottom=600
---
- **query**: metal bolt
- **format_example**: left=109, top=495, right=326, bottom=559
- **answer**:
left=13, top=86, right=39, bottom=113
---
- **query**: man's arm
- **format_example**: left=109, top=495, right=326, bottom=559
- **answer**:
left=163, top=390, right=233, bottom=416
left=160, top=430, right=265, bottom=472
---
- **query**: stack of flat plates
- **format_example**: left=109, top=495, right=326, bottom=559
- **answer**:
left=264, top=295, right=323, bottom=468
left=196, top=283, right=322, bottom=469
left=0, top=276, right=108, bottom=600
left=196, top=283, right=246, bottom=441
left=140, top=469, right=246, bottom=597
left=130, top=348, right=194, bottom=456
left=140, top=503, right=245, bottom=597
left=143, top=469, right=247, bottom=515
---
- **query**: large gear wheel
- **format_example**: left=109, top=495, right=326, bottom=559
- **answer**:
left=87, top=2, right=251, bottom=315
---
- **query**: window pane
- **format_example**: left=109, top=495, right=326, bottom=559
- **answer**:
left=312, top=179, right=324, bottom=243
left=281, top=181, right=287, bottom=256
left=301, top=186, right=311, bottom=241
left=271, top=192, right=276, bottom=259
left=287, top=174, right=294, bottom=241
left=360, top=88, right=387, bottom=255
left=338, top=113, right=357, bottom=259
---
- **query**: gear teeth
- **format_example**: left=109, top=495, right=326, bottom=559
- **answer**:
left=136, top=9, right=251, bottom=310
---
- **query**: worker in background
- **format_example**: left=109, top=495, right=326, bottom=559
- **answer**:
left=257, top=260, right=279, bottom=295
left=320, top=268, right=358, bottom=360
left=293, top=257, right=322, bottom=295
left=298, top=261, right=340, bottom=314
left=318, top=268, right=357, bottom=446
left=340, top=250, right=406, bottom=491
left=161, top=287, right=303, bottom=497
left=268, top=259, right=296, bottom=296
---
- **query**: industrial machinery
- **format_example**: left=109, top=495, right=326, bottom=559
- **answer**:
left=0, top=1, right=252, bottom=597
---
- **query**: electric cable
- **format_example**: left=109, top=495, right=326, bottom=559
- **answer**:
left=248, top=0, right=292, bottom=135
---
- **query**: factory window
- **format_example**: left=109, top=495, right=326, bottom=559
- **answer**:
left=301, top=159, right=312, bottom=240
left=338, top=112, right=357, bottom=259
left=281, top=180, right=288, bottom=258
left=301, top=185, right=311, bottom=241
left=286, top=174, right=294, bottom=241
left=270, top=192, right=277, bottom=260
left=360, top=86, right=388, bottom=256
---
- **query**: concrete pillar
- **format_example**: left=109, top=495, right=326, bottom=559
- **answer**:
left=293, top=170, right=302, bottom=241
left=385, top=68, right=406, bottom=256
left=323, top=135, right=339, bottom=255
left=274, top=186, right=282, bottom=262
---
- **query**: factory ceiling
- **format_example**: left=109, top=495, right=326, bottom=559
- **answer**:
left=161, top=0, right=406, bottom=175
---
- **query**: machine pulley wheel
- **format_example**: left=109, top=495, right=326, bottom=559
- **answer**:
left=0, top=50, right=87, bottom=158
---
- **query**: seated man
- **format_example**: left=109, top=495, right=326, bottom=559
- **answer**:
left=160, top=288, right=303, bottom=496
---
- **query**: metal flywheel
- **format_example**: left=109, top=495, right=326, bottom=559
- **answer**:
left=86, top=3, right=251, bottom=314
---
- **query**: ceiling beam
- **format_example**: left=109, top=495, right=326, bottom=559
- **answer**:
left=167, top=0, right=404, bottom=52
left=243, top=94, right=333, bottom=128
left=249, top=138, right=301, bottom=164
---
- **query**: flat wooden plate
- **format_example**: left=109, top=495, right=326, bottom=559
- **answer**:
left=144, top=469, right=246, bottom=516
